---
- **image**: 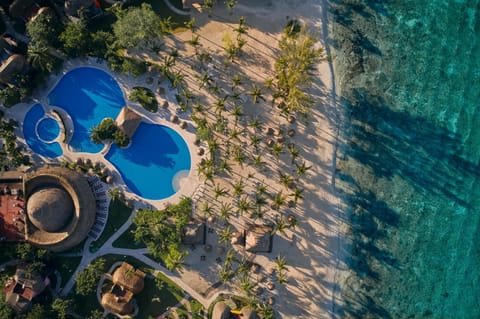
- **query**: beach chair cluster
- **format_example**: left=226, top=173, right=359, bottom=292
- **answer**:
left=87, top=175, right=110, bottom=240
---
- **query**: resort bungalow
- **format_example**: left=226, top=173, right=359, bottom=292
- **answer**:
left=181, top=219, right=206, bottom=245
left=245, top=225, right=273, bottom=253
left=9, top=0, right=40, bottom=20
left=0, top=54, right=25, bottom=86
left=101, top=262, right=146, bottom=317
left=3, top=264, right=49, bottom=314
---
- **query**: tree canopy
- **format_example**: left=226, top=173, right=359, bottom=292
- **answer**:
left=91, top=118, right=130, bottom=147
left=113, top=3, right=163, bottom=49
left=26, top=11, right=61, bottom=48
left=132, top=198, right=192, bottom=271
left=60, top=21, right=90, bottom=57
left=75, top=258, right=106, bottom=296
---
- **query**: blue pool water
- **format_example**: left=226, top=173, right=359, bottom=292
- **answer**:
left=23, top=104, right=62, bottom=158
left=37, top=117, right=60, bottom=142
left=105, top=122, right=191, bottom=200
left=48, top=67, right=125, bottom=153
left=330, top=1, right=480, bottom=318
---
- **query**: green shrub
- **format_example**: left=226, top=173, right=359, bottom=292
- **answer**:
left=128, top=87, right=158, bottom=112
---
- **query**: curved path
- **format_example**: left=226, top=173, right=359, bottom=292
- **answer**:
left=162, top=0, right=190, bottom=16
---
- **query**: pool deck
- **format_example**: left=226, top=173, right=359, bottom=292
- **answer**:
left=7, top=58, right=204, bottom=210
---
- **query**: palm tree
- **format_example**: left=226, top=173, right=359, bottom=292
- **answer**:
left=213, top=97, right=227, bottom=114
left=232, top=146, right=247, bottom=168
left=217, top=225, right=233, bottom=244
left=232, top=74, right=243, bottom=89
left=219, top=202, right=233, bottom=221
left=169, top=48, right=180, bottom=62
left=165, top=245, right=187, bottom=272
left=239, top=273, right=254, bottom=296
left=255, top=182, right=268, bottom=196
left=234, top=16, right=248, bottom=39
left=197, top=72, right=212, bottom=89
left=290, top=186, right=304, bottom=204
left=278, top=171, right=295, bottom=189
left=271, top=143, right=284, bottom=161
left=249, top=118, right=262, bottom=131
left=236, top=196, right=252, bottom=216
left=225, top=0, right=237, bottom=14
left=232, top=178, right=245, bottom=197
left=273, top=214, right=288, bottom=235
left=272, top=191, right=286, bottom=210
left=218, top=159, right=233, bottom=175
left=249, top=84, right=265, bottom=103
left=252, top=153, right=266, bottom=169
left=184, top=17, right=196, bottom=33
left=277, top=271, right=288, bottom=285
left=288, top=144, right=300, bottom=164
left=275, top=254, right=288, bottom=272
left=28, top=44, right=56, bottom=72
left=202, top=202, right=213, bottom=215
left=231, top=105, right=243, bottom=126
left=187, top=35, right=201, bottom=54
left=249, top=134, right=262, bottom=151
left=219, top=265, right=234, bottom=282
left=213, top=184, right=229, bottom=199
left=296, top=161, right=312, bottom=179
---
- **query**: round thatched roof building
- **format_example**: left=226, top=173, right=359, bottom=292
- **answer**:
left=24, top=166, right=96, bottom=252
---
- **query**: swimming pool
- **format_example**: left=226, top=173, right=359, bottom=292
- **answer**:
left=23, top=104, right=63, bottom=158
left=23, top=67, right=191, bottom=200
left=48, top=67, right=125, bottom=153
left=105, top=122, right=191, bottom=200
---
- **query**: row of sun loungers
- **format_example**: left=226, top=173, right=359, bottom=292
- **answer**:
left=87, top=176, right=110, bottom=240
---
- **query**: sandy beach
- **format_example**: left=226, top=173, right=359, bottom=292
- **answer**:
left=159, top=1, right=346, bottom=317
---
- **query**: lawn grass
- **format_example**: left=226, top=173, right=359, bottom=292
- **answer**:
left=89, top=199, right=133, bottom=252
left=128, top=87, right=159, bottom=112
left=111, top=223, right=145, bottom=249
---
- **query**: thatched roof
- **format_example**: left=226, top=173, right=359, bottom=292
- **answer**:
left=64, top=0, right=93, bottom=17
left=5, top=292, right=31, bottom=314
left=0, top=54, right=25, bottom=85
left=112, top=262, right=145, bottom=295
left=24, top=166, right=96, bottom=252
left=27, top=187, right=74, bottom=232
left=4, top=265, right=47, bottom=314
left=14, top=267, right=46, bottom=294
left=212, top=301, right=231, bottom=319
left=9, top=0, right=34, bottom=18
left=101, top=291, right=134, bottom=316
left=245, top=225, right=273, bottom=253
left=181, top=221, right=205, bottom=245
left=115, top=106, right=142, bottom=138
left=241, top=307, right=259, bottom=319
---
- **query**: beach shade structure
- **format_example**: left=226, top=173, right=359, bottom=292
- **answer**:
left=158, top=86, right=166, bottom=95
left=287, top=129, right=295, bottom=137
left=207, top=215, right=215, bottom=223
left=76, top=158, right=83, bottom=165
left=83, top=158, right=91, bottom=166
left=212, top=301, right=231, bottom=319
left=266, top=139, right=275, bottom=147
left=230, top=230, right=244, bottom=245
left=101, top=167, right=109, bottom=175
left=181, top=220, right=206, bottom=245
left=105, top=175, right=113, bottom=184
left=265, top=127, right=274, bottom=136
left=197, top=147, right=205, bottom=156
left=161, top=100, right=169, bottom=109
left=115, top=106, right=143, bottom=139
left=180, top=121, right=188, bottom=129
left=287, top=115, right=296, bottom=124
left=170, top=115, right=179, bottom=123
left=268, top=296, right=275, bottom=305
left=267, top=281, right=275, bottom=290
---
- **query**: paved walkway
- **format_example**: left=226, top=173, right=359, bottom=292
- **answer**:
left=162, top=0, right=190, bottom=16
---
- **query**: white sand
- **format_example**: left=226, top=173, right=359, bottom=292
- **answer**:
left=169, top=1, right=346, bottom=318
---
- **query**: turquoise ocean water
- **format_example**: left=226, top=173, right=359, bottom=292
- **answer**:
left=329, top=1, right=480, bottom=318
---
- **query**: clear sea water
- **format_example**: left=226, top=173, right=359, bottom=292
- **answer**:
left=105, top=122, right=191, bottom=200
left=329, top=1, right=480, bottom=318
left=47, top=67, right=125, bottom=153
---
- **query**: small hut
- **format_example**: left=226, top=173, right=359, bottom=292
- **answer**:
left=115, top=106, right=143, bottom=139
left=181, top=220, right=206, bottom=245
left=4, top=265, right=47, bottom=314
left=112, top=262, right=146, bottom=295
left=101, top=291, right=134, bottom=316
left=212, top=301, right=231, bottom=319
left=245, top=225, right=273, bottom=253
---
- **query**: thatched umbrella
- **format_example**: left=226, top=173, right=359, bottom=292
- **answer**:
left=287, top=115, right=296, bottom=124
left=266, top=139, right=275, bottom=147
left=287, top=129, right=295, bottom=137
left=76, top=158, right=83, bottom=165
left=197, top=148, right=205, bottom=156
left=265, top=127, right=274, bottom=136
left=161, top=100, right=169, bottom=109
left=267, top=281, right=275, bottom=290
left=180, top=121, right=188, bottom=129
left=268, top=296, right=275, bottom=305
left=106, top=176, right=113, bottom=184
left=170, top=115, right=179, bottom=123
left=112, top=262, right=145, bottom=294
left=101, top=167, right=109, bottom=175
left=83, top=158, right=91, bottom=166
